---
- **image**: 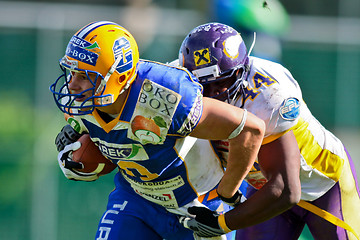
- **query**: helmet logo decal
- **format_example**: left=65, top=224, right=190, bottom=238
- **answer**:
left=84, top=42, right=100, bottom=50
left=223, top=35, right=242, bottom=59
left=113, top=37, right=133, bottom=74
left=66, top=36, right=99, bottom=66
left=194, top=48, right=210, bottom=66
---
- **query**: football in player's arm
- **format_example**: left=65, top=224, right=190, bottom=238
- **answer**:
left=50, top=21, right=265, bottom=239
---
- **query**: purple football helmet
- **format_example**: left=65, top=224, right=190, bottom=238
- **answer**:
left=179, top=22, right=249, bottom=101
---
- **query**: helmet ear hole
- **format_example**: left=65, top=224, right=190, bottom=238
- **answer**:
left=213, top=40, right=219, bottom=47
left=118, top=75, right=126, bottom=83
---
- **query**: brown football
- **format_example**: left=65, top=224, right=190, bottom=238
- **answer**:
left=72, top=134, right=117, bottom=175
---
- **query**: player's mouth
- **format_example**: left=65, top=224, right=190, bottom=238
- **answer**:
left=73, top=94, right=88, bottom=102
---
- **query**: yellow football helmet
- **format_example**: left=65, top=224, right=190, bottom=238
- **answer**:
left=50, top=21, right=139, bottom=115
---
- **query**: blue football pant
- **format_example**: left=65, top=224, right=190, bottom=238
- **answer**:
left=95, top=184, right=234, bottom=240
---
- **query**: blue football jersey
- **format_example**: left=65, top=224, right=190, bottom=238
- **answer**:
left=67, top=60, right=224, bottom=209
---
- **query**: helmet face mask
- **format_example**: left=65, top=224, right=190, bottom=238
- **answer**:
left=202, top=66, right=247, bottom=103
left=51, top=64, right=108, bottom=115
left=179, top=22, right=249, bottom=102
left=50, top=21, right=139, bottom=115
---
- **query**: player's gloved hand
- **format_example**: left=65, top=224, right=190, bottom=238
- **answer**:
left=217, top=189, right=244, bottom=207
left=57, top=141, right=99, bottom=182
left=55, top=125, right=83, bottom=151
left=179, top=206, right=231, bottom=238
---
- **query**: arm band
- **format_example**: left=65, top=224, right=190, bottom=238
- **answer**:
left=218, top=214, right=232, bottom=233
left=228, top=109, right=247, bottom=140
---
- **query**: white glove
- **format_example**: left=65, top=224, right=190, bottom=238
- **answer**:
left=57, top=142, right=99, bottom=181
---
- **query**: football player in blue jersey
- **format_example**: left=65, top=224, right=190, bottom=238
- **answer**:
left=177, top=22, right=360, bottom=240
left=50, top=21, right=265, bottom=240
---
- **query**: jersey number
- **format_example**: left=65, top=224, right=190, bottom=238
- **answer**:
left=118, top=161, right=159, bottom=181
left=242, top=72, right=276, bottom=104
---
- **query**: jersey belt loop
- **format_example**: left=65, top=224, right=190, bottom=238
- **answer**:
left=228, top=109, right=247, bottom=140
left=297, top=200, right=360, bottom=240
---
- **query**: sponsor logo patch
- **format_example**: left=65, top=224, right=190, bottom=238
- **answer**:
left=90, top=137, right=149, bottom=161
left=97, top=142, right=149, bottom=161
left=129, top=79, right=181, bottom=144
left=194, top=48, right=210, bottom=66
left=246, top=160, right=267, bottom=189
left=122, top=173, right=184, bottom=208
left=66, top=36, right=99, bottom=66
left=279, top=97, right=300, bottom=120
left=60, top=56, right=78, bottom=69
left=178, top=89, right=203, bottom=136
left=66, top=116, right=81, bottom=133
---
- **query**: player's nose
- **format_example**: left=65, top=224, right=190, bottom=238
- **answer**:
left=68, top=74, right=82, bottom=92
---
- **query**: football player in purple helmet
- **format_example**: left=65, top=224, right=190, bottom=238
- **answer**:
left=179, top=22, right=250, bottom=104
left=178, top=22, right=360, bottom=240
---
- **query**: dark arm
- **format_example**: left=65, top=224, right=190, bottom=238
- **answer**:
left=224, top=130, right=301, bottom=229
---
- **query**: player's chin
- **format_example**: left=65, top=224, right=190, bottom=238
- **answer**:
left=74, top=99, right=94, bottom=112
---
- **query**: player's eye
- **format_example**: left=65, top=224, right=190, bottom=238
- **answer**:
left=71, top=72, right=88, bottom=81
left=79, top=74, right=88, bottom=81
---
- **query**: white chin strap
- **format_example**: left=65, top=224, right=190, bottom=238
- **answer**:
left=95, top=56, right=122, bottom=96
left=95, top=56, right=136, bottom=100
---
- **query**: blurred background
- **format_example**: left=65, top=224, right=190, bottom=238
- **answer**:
left=0, top=0, right=359, bottom=239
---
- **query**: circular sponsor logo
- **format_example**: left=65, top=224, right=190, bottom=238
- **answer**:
left=279, top=98, right=300, bottom=120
